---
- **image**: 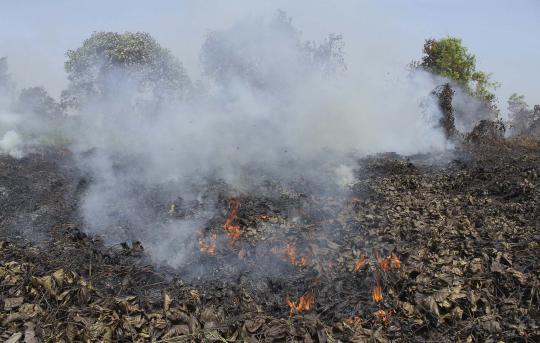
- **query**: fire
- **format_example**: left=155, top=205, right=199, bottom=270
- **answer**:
left=379, top=257, right=390, bottom=272
left=373, top=309, right=390, bottom=325
left=390, top=254, right=401, bottom=269
left=372, top=272, right=383, bottom=303
left=223, top=199, right=241, bottom=244
left=198, top=233, right=217, bottom=256
left=372, top=285, right=383, bottom=303
left=287, top=291, right=314, bottom=315
left=353, top=255, right=366, bottom=272
left=274, top=243, right=309, bottom=267
left=375, top=252, right=400, bottom=272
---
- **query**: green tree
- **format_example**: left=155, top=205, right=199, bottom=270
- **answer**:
left=416, top=37, right=498, bottom=105
left=62, top=32, right=190, bottom=110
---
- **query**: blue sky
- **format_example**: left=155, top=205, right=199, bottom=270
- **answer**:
left=1, top=0, right=539, bottom=110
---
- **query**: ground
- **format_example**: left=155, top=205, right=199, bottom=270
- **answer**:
left=0, top=139, right=539, bottom=342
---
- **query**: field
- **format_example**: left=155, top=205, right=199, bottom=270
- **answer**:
left=1, top=139, right=539, bottom=342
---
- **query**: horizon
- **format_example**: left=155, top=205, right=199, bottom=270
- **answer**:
left=1, top=0, right=539, bottom=114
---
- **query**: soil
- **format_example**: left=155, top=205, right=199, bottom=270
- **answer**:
left=1, top=139, right=539, bottom=342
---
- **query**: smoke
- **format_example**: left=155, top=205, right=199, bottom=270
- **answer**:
left=2, top=10, right=449, bottom=268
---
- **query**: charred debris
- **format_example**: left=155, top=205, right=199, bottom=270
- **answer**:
left=1, top=137, right=539, bottom=342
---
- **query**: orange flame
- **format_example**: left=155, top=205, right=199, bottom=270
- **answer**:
left=287, top=291, right=314, bottom=315
left=198, top=233, right=217, bottom=256
left=223, top=199, right=241, bottom=244
left=354, top=255, right=367, bottom=272
left=372, top=272, right=383, bottom=303
left=390, top=254, right=401, bottom=269
left=372, top=286, right=383, bottom=303
left=275, top=243, right=308, bottom=267
left=375, top=252, right=401, bottom=272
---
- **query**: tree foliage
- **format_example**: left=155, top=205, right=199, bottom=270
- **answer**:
left=0, top=57, right=15, bottom=98
left=416, top=37, right=498, bottom=105
left=507, top=93, right=538, bottom=136
left=200, top=10, right=345, bottom=89
left=15, top=87, right=63, bottom=119
left=62, top=31, right=190, bottom=110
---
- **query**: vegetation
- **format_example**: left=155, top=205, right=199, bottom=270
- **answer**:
left=15, top=87, right=63, bottom=119
left=0, top=57, right=15, bottom=98
left=61, top=31, right=190, bottom=110
left=415, top=37, right=498, bottom=106
left=200, top=10, right=345, bottom=88
left=507, top=93, right=540, bottom=136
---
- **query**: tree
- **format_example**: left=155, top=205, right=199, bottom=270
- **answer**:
left=14, top=87, right=63, bottom=119
left=414, top=37, right=498, bottom=107
left=507, top=93, right=540, bottom=136
left=412, top=37, right=501, bottom=138
left=61, top=31, right=191, bottom=110
left=200, top=10, right=345, bottom=89
left=0, top=57, right=15, bottom=100
left=508, top=93, right=529, bottom=133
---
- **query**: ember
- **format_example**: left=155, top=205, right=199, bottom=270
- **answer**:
left=353, top=255, right=367, bottom=272
left=373, top=309, right=390, bottom=325
left=198, top=233, right=217, bottom=256
left=343, top=316, right=362, bottom=327
left=287, top=291, right=314, bottom=315
left=390, top=254, right=401, bottom=269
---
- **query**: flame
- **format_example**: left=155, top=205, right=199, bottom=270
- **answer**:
left=353, top=255, right=366, bottom=272
left=390, top=254, right=401, bottom=269
left=223, top=199, right=241, bottom=244
left=372, top=272, right=383, bottom=303
left=198, top=233, right=217, bottom=256
left=275, top=243, right=309, bottom=267
left=372, top=285, right=383, bottom=303
left=287, top=291, right=314, bottom=315
left=375, top=252, right=401, bottom=272
left=375, top=252, right=389, bottom=272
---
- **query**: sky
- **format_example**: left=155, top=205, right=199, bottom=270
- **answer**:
left=1, top=0, right=539, bottom=111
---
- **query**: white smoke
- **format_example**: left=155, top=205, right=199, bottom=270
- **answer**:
left=0, top=130, right=23, bottom=158
left=2, top=11, right=449, bottom=267
left=67, top=14, right=448, bottom=266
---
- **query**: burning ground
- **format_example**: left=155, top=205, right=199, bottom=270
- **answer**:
left=1, top=139, right=539, bottom=342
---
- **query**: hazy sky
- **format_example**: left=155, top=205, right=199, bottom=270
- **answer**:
left=1, top=0, right=539, bottom=110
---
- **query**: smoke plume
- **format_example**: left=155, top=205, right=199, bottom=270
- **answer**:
left=1, top=10, right=449, bottom=268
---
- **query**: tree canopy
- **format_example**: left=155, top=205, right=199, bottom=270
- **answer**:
left=507, top=93, right=538, bottom=135
left=0, top=57, right=15, bottom=99
left=15, top=87, right=62, bottom=119
left=416, top=37, right=498, bottom=105
left=62, top=31, right=190, bottom=110
left=200, top=10, right=345, bottom=90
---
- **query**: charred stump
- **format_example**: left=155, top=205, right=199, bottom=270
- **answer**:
left=466, top=119, right=506, bottom=144
left=434, top=83, right=457, bottom=138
